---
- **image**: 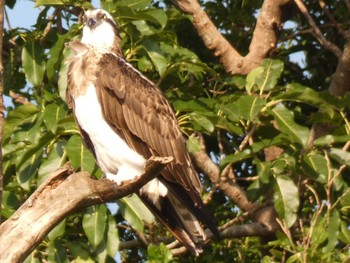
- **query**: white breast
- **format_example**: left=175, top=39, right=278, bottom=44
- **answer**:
left=74, top=84, right=146, bottom=183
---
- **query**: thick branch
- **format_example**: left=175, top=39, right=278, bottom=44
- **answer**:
left=0, top=157, right=172, bottom=263
left=171, top=0, right=291, bottom=74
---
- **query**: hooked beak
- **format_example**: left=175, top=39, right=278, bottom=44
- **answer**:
left=87, top=17, right=97, bottom=28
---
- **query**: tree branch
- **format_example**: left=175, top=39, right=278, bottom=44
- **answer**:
left=0, top=0, right=5, bottom=224
left=0, top=157, right=172, bottom=263
left=191, top=138, right=279, bottom=232
left=329, top=40, right=350, bottom=96
left=171, top=0, right=292, bottom=75
left=294, top=0, right=342, bottom=58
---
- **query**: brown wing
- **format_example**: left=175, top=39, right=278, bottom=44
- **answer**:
left=94, top=53, right=201, bottom=194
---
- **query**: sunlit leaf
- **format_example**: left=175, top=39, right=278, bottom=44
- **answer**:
left=21, top=41, right=45, bottom=87
left=106, top=215, right=119, bottom=258
left=189, top=112, right=214, bottom=133
left=322, top=210, right=340, bottom=253
left=237, top=95, right=266, bottom=121
left=37, top=141, right=66, bottom=185
left=118, top=194, right=155, bottom=232
left=43, top=103, right=68, bottom=133
left=65, top=135, right=97, bottom=174
left=303, top=153, right=328, bottom=183
left=65, top=241, right=95, bottom=263
left=275, top=175, right=299, bottom=227
left=147, top=243, right=172, bottom=263
left=82, top=205, right=107, bottom=249
left=186, top=136, right=201, bottom=153
left=17, top=148, right=42, bottom=191
left=3, top=104, right=40, bottom=141
left=48, top=219, right=66, bottom=241
left=272, top=104, right=309, bottom=147
left=142, top=39, right=168, bottom=75
left=329, top=148, right=350, bottom=166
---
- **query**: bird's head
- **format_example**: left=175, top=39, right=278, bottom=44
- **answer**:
left=81, top=9, right=122, bottom=56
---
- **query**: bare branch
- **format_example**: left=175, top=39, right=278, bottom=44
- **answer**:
left=171, top=0, right=292, bottom=75
left=294, top=0, right=342, bottom=58
left=0, top=157, right=172, bottom=262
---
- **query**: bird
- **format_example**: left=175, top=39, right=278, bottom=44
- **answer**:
left=66, top=8, right=219, bottom=255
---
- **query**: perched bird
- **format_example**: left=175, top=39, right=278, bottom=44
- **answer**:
left=66, top=8, right=219, bottom=255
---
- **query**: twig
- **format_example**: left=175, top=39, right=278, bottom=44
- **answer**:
left=294, top=0, right=342, bottom=58
left=238, top=124, right=257, bottom=151
left=219, top=212, right=249, bottom=231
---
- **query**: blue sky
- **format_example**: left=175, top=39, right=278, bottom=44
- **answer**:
left=5, top=0, right=100, bottom=29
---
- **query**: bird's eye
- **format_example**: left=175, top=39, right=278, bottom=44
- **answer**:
left=102, top=14, right=107, bottom=20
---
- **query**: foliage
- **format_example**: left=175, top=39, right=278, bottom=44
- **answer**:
left=2, top=0, right=350, bottom=262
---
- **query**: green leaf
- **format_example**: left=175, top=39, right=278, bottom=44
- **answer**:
left=147, top=243, right=172, bottom=263
left=186, top=136, right=201, bottom=153
left=1, top=190, right=20, bottom=218
left=246, top=59, right=283, bottom=93
left=106, top=215, right=119, bottom=258
left=43, top=103, right=68, bottom=133
left=38, top=141, right=66, bottom=185
left=322, top=210, right=340, bottom=253
left=221, top=136, right=284, bottom=167
left=173, top=98, right=214, bottom=112
left=276, top=83, right=335, bottom=117
left=275, top=175, right=299, bottom=227
left=302, top=153, right=328, bottom=183
left=115, top=6, right=167, bottom=28
left=221, top=149, right=253, bottom=167
left=142, top=39, right=168, bottom=75
left=119, top=194, right=155, bottom=232
left=314, top=134, right=350, bottom=146
left=236, top=95, right=266, bottom=121
left=246, top=66, right=264, bottom=93
left=58, top=45, right=73, bottom=103
left=189, top=112, right=214, bottom=133
left=35, top=0, right=64, bottom=6
left=48, top=219, right=66, bottom=241
left=48, top=239, right=69, bottom=263
left=21, top=41, right=45, bottom=87
left=257, top=59, right=284, bottom=93
left=82, top=205, right=107, bottom=249
left=115, top=0, right=152, bottom=10
left=65, top=135, right=97, bottom=173
left=338, top=221, right=350, bottom=244
left=272, top=104, right=310, bottom=147
left=65, top=241, right=95, bottom=263
left=17, top=148, right=42, bottom=191
left=3, top=104, right=40, bottom=141
left=329, top=148, right=350, bottom=166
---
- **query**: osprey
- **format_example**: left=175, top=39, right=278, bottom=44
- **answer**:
left=66, top=9, right=219, bottom=255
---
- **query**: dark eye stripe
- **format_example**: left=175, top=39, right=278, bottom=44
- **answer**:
left=106, top=18, right=121, bottom=37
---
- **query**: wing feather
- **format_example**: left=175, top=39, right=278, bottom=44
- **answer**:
left=94, top=53, right=201, bottom=193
